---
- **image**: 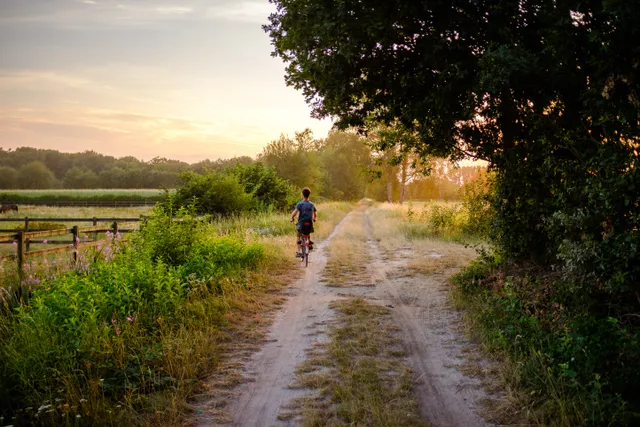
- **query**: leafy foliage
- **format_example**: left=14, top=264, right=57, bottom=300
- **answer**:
left=0, top=206, right=266, bottom=425
left=266, top=0, right=640, bottom=422
left=171, top=162, right=297, bottom=215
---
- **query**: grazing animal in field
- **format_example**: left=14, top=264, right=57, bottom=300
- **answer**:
left=0, top=204, right=18, bottom=214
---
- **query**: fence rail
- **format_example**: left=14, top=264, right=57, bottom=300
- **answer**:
left=0, top=217, right=146, bottom=282
left=0, top=200, right=157, bottom=207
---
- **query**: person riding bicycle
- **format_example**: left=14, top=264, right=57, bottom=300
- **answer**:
left=290, top=187, right=317, bottom=255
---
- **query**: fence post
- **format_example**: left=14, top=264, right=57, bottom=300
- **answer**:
left=72, top=225, right=79, bottom=264
left=112, top=221, right=119, bottom=236
left=16, top=231, right=25, bottom=292
left=93, top=217, right=98, bottom=242
left=25, top=217, right=30, bottom=251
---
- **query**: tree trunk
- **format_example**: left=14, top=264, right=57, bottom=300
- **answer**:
left=399, top=156, right=408, bottom=205
left=386, top=180, right=393, bottom=203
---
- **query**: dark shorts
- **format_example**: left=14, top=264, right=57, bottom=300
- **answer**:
left=296, top=219, right=314, bottom=235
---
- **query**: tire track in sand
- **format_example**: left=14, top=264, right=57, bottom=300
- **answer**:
left=199, top=211, right=354, bottom=427
left=364, top=210, right=492, bottom=427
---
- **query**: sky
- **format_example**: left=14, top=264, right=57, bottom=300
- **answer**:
left=0, top=0, right=334, bottom=163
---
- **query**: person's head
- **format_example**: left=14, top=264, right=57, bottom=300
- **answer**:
left=302, top=187, right=311, bottom=199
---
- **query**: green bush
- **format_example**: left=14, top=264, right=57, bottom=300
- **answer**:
left=0, top=206, right=265, bottom=425
left=461, top=172, right=494, bottom=237
left=171, top=163, right=296, bottom=216
left=452, top=256, right=640, bottom=426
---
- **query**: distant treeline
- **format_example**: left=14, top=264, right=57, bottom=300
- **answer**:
left=1, top=131, right=485, bottom=202
left=0, top=147, right=252, bottom=190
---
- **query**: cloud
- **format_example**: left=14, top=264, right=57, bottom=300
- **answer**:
left=0, top=0, right=274, bottom=28
left=206, top=1, right=275, bottom=23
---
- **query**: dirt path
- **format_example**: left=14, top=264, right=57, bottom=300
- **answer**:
left=364, top=211, right=491, bottom=427
left=195, top=206, right=494, bottom=427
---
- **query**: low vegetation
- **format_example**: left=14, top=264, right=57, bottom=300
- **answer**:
left=283, top=298, right=426, bottom=427
left=0, top=200, right=352, bottom=426
left=451, top=256, right=640, bottom=426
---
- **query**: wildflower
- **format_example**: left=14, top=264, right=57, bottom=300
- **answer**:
left=43, top=239, right=48, bottom=244
left=127, top=316, right=133, bottom=322
left=76, top=414, right=81, bottom=418
left=75, top=236, right=80, bottom=244
left=84, top=234, right=89, bottom=240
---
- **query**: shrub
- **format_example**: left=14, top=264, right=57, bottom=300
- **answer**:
left=0, top=206, right=266, bottom=424
left=171, top=163, right=297, bottom=216
left=452, top=255, right=640, bottom=426
left=461, top=171, right=494, bottom=237
left=172, top=171, right=254, bottom=216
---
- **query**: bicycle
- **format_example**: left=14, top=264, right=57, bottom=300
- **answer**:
left=293, top=219, right=314, bottom=267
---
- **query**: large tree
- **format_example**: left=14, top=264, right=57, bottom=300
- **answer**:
left=265, top=0, right=640, bottom=273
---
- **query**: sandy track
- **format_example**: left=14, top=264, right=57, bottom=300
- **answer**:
left=364, top=211, right=491, bottom=427
left=195, top=206, right=493, bottom=427
left=212, top=213, right=351, bottom=427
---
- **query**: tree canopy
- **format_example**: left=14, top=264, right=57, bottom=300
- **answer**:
left=265, top=0, right=640, bottom=279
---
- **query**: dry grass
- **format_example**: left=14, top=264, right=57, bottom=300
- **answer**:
left=282, top=298, right=427, bottom=427
left=367, top=203, right=477, bottom=270
left=323, top=205, right=372, bottom=287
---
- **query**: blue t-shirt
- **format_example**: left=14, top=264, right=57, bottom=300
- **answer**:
left=296, top=200, right=317, bottom=226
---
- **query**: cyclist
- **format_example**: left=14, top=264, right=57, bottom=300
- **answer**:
left=290, top=187, right=317, bottom=256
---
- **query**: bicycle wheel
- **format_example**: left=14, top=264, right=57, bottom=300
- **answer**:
left=304, top=240, right=309, bottom=267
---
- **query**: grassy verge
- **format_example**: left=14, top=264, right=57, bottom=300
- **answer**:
left=368, top=201, right=487, bottom=246
left=282, top=298, right=426, bottom=426
left=323, top=205, right=371, bottom=287
left=366, top=203, right=478, bottom=272
left=450, top=257, right=640, bottom=426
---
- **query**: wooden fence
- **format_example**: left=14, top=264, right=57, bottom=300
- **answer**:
left=0, top=217, right=145, bottom=274
left=0, top=200, right=157, bottom=207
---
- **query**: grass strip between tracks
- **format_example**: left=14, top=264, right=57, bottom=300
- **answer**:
left=281, top=297, right=427, bottom=426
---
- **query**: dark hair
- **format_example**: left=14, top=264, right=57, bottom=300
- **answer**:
left=302, top=187, right=311, bottom=198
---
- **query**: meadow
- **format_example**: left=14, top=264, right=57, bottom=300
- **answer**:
left=0, top=189, right=169, bottom=204
left=0, top=201, right=352, bottom=426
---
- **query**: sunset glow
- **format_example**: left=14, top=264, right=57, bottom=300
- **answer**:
left=0, top=0, right=333, bottom=162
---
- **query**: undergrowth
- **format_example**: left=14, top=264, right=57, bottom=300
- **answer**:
left=451, top=255, right=640, bottom=426
left=0, top=205, right=283, bottom=426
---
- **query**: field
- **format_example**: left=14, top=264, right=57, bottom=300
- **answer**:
left=0, top=189, right=169, bottom=204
